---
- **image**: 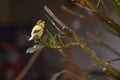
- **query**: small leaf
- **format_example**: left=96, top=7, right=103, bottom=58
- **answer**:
left=47, top=29, right=57, bottom=47
left=49, top=37, right=57, bottom=47
left=26, top=44, right=44, bottom=53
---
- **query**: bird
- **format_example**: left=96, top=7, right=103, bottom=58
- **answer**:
left=28, top=20, right=45, bottom=41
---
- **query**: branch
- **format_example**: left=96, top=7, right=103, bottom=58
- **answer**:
left=60, top=5, right=84, bottom=18
left=45, top=14, right=63, bottom=34
left=16, top=46, right=44, bottom=80
left=107, top=57, right=120, bottom=63
left=86, top=32, right=120, bottom=56
left=44, top=5, right=120, bottom=79
left=44, top=6, right=67, bottom=29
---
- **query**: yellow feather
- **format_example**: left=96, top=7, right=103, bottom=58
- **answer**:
left=28, top=20, right=45, bottom=41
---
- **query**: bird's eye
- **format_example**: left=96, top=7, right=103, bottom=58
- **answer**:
left=33, top=30, right=40, bottom=34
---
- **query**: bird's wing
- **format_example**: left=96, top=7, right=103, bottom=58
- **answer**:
left=33, top=30, right=41, bottom=34
left=31, top=25, right=41, bottom=36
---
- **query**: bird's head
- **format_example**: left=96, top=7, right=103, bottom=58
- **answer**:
left=36, top=20, right=45, bottom=28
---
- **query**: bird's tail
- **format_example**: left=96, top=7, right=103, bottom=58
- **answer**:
left=28, top=36, right=34, bottom=41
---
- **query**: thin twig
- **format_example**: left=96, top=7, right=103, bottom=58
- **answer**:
left=86, top=32, right=120, bottom=56
left=44, top=5, right=79, bottom=41
left=100, top=0, right=111, bottom=17
left=61, top=5, right=84, bottom=18
left=44, top=6, right=68, bottom=29
left=107, top=57, right=120, bottom=63
left=45, top=14, right=63, bottom=34
left=16, top=47, right=44, bottom=80
left=96, top=0, right=101, bottom=8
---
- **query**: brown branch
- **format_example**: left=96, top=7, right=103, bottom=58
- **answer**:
left=16, top=47, right=44, bottom=80
left=60, top=5, right=84, bottom=18
left=107, top=57, right=120, bottom=63
left=44, top=6, right=67, bottom=29
left=45, top=14, right=63, bottom=34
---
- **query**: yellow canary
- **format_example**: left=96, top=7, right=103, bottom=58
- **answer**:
left=28, top=20, right=45, bottom=41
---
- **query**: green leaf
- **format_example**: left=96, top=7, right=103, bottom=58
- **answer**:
left=49, top=34, right=57, bottom=47
left=26, top=44, right=44, bottom=53
left=47, top=29, right=57, bottom=47
left=112, top=0, right=120, bottom=17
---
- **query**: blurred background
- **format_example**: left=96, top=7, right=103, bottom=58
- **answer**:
left=0, top=0, right=120, bottom=80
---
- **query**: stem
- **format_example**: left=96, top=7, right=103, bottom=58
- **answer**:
left=16, top=47, right=44, bottom=80
left=95, top=11, right=120, bottom=34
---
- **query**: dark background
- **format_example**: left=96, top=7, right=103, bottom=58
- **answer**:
left=0, top=0, right=120, bottom=80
